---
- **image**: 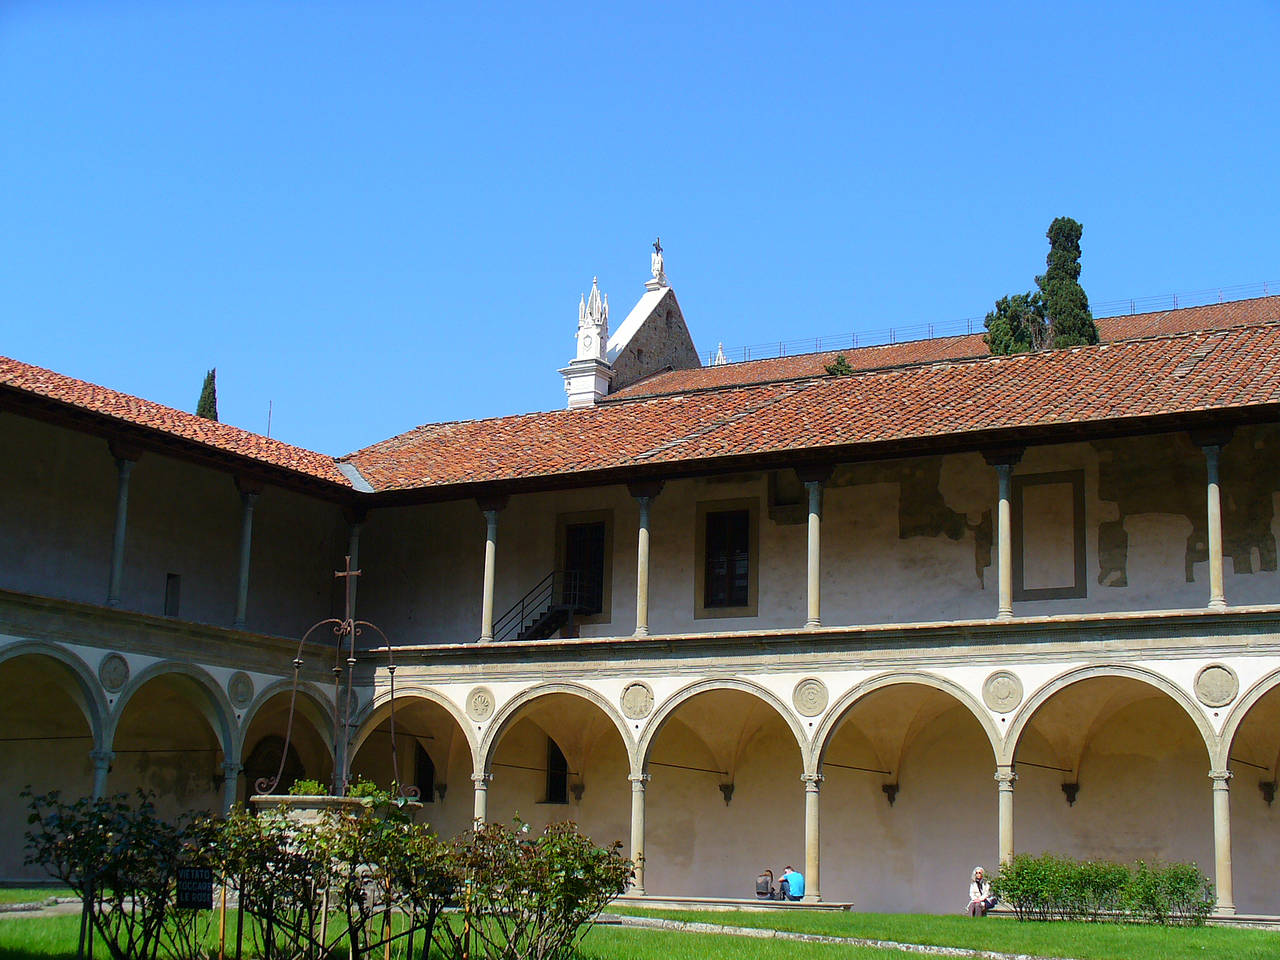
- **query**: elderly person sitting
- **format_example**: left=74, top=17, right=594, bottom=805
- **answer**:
left=967, top=866, right=997, bottom=916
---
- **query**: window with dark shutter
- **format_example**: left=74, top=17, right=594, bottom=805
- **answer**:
left=704, top=510, right=751, bottom=608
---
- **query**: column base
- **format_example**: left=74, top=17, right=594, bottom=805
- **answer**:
left=1213, top=904, right=1236, bottom=917
left=634, top=627, right=649, bottom=637
left=996, top=610, right=1013, bottom=621
left=802, top=893, right=821, bottom=903
left=804, top=618, right=821, bottom=629
left=1208, top=599, right=1227, bottom=611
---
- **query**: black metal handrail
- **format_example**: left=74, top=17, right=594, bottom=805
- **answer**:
left=489, top=570, right=602, bottom=642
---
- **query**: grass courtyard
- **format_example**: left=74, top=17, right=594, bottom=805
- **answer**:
left=2, top=905, right=1278, bottom=960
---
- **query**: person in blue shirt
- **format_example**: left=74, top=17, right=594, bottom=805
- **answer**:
left=779, top=865, right=805, bottom=900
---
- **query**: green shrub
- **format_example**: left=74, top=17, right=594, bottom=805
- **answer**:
left=286, top=778, right=327, bottom=796
left=992, top=854, right=1212, bottom=925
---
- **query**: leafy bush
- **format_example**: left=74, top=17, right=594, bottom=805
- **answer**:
left=992, top=854, right=1213, bottom=925
left=286, top=778, right=327, bottom=796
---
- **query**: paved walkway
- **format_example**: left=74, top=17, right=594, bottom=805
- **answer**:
left=603, top=913, right=1081, bottom=960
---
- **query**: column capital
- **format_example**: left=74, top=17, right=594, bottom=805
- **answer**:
left=801, top=772, right=825, bottom=788
left=471, top=771, right=494, bottom=786
left=795, top=465, right=834, bottom=485
left=627, top=480, right=665, bottom=500
left=1209, top=769, right=1233, bottom=787
left=108, top=440, right=145, bottom=464
left=995, top=767, right=1018, bottom=787
left=235, top=477, right=265, bottom=498
left=222, top=761, right=243, bottom=776
left=983, top=446, right=1025, bottom=468
left=90, top=749, right=114, bottom=769
left=629, top=772, right=652, bottom=786
left=1190, top=428, right=1234, bottom=451
left=476, top=495, right=509, bottom=515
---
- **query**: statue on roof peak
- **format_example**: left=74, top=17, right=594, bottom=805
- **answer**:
left=651, top=237, right=667, bottom=287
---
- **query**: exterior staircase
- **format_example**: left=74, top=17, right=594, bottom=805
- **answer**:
left=490, top=570, right=600, bottom=642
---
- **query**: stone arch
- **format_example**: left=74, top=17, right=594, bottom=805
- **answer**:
left=812, top=671, right=1001, bottom=775
left=1002, top=664, right=1215, bottom=767
left=637, top=677, right=807, bottom=775
left=235, top=680, right=337, bottom=763
left=480, top=682, right=635, bottom=776
left=106, top=660, right=235, bottom=759
left=1217, top=666, right=1280, bottom=770
left=351, top=685, right=478, bottom=771
left=0, top=641, right=107, bottom=748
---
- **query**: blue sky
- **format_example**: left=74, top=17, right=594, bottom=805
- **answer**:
left=3, top=2, right=1278, bottom=456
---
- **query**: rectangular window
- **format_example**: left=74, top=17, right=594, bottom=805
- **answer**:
left=544, top=737, right=569, bottom=804
left=554, top=510, right=613, bottom=624
left=695, top=498, right=759, bottom=619
left=164, top=573, right=181, bottom=617
left=414, top=742, right=435, bottom=803
left=1012, top=470, right=1087, bottom=601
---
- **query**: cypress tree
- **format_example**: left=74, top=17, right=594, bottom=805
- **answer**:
left=983, top=292, right=1047, bottom=355
left=1037, top=217, right=1098, bottom=348
left=196, top=368, right=218, bottom=421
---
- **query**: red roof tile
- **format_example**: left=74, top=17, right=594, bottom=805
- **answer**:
left=607, top=296, right=1280, bottom=399
left=345, top=321, right=1280, bottom=492
left=0, top=356, right=349, bottom=487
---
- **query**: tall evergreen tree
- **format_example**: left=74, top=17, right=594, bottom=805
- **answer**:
left=983, top=292, right=1047, bottom=355
left=196, top=368, right=218, bottom=421
left=1037, top=217, right=1098, bottom=348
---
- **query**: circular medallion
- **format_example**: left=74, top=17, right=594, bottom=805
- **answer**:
left=466, top=686, right=496, bottom=722
left=792, top=678, right=829, bottom=717
left=228, top=671, right=255, bottom=708
left=1194, top=664, right=1238, bottom=708
left=982, top=671, right=1023, bottom=713
left=620, top=682, right=654, bottom=720
left=99, top=653, right=130, bottom=693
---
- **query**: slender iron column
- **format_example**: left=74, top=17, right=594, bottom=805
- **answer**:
left=802, top=772, right=823, bottom=902
left=629, top=772, right=650, bottom=895
left=1204, top=445, right=1227, bottom=610
left=996, top=765, right=1017, bottom=864
left=628, top=482, right=663, bottom=637
left=233, top=487, right=259, bottom=629
left=1210, top=769, right=1235, bottom=914
left=106, top=456, right=137, bottom=606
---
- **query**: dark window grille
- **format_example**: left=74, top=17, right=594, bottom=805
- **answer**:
left=704, top=510, right=750, bottom=608
left=164, top=573, right=181, bottom=617
left=545, top=737, right=569, bottom=804
left=414, top=742, right=435, bottom=803
left=563, top=520, right=606, bottom=614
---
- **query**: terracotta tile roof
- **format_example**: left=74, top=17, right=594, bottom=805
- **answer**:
left=344, top=321, right=1280, bottom=492
left=0, top=355, right=350, bottom=487
left=607, top=296, right=1280, bottom=399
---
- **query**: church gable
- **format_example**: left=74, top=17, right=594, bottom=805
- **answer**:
left=606, top=286, right=701, bottom=392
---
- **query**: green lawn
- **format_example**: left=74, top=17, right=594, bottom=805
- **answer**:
left=609, top=906, right=1280, bottom=960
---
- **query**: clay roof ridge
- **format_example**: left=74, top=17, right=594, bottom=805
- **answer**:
left=601, top=318, right=1280, bottom=404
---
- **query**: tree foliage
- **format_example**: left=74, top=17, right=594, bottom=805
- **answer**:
left=983, top=292, right=1047, bottom=355
left=824, top=354, right=854, bottom=376
left=1037, top=216, right=1098, bottom=348
left=196, top=368, right=218, bottom=421
left=985, top=217, right=1099, bottom=355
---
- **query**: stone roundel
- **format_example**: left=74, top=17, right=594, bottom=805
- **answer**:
left=99, top=653, right=130, bottom=694
left=792, top=678, right=829, bottom=717
left=982, top=670, right=1023, bottom=713
left=1194, top=664, right=1238, bottom=708
left=620, top=682, right=654, bottom=720
left=466, top=686, right=496, bottom=722
left=228, top=671, right=255, bottom=708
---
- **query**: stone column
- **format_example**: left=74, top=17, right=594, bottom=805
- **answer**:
left=796, top=468, right=832, bottom=630
left=628, top=482, right=663, bottom=637
left=222, top=761, right=242, bottom=813
left=106, top=452, right=139, bottom=607
left=471, top=771, right=492, bottom=826
left=996, top=765, right=1017, bottom=864
left=1210, top=769, right=1235, bottom=915
left=629, top=773, right=650, bottom=895
left=90, top=749, right=113, bottom=799
left=984, top=449, right=1023, bottom=620
left=1204, top=445, right=1227, bottom=610
left=802, top=772, right=823, bottom=902
left=345, top=510, right=365, bottom=615
left=476, top=497, right=507, bottom=642
left=233, top=484, right=260, bottom=629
